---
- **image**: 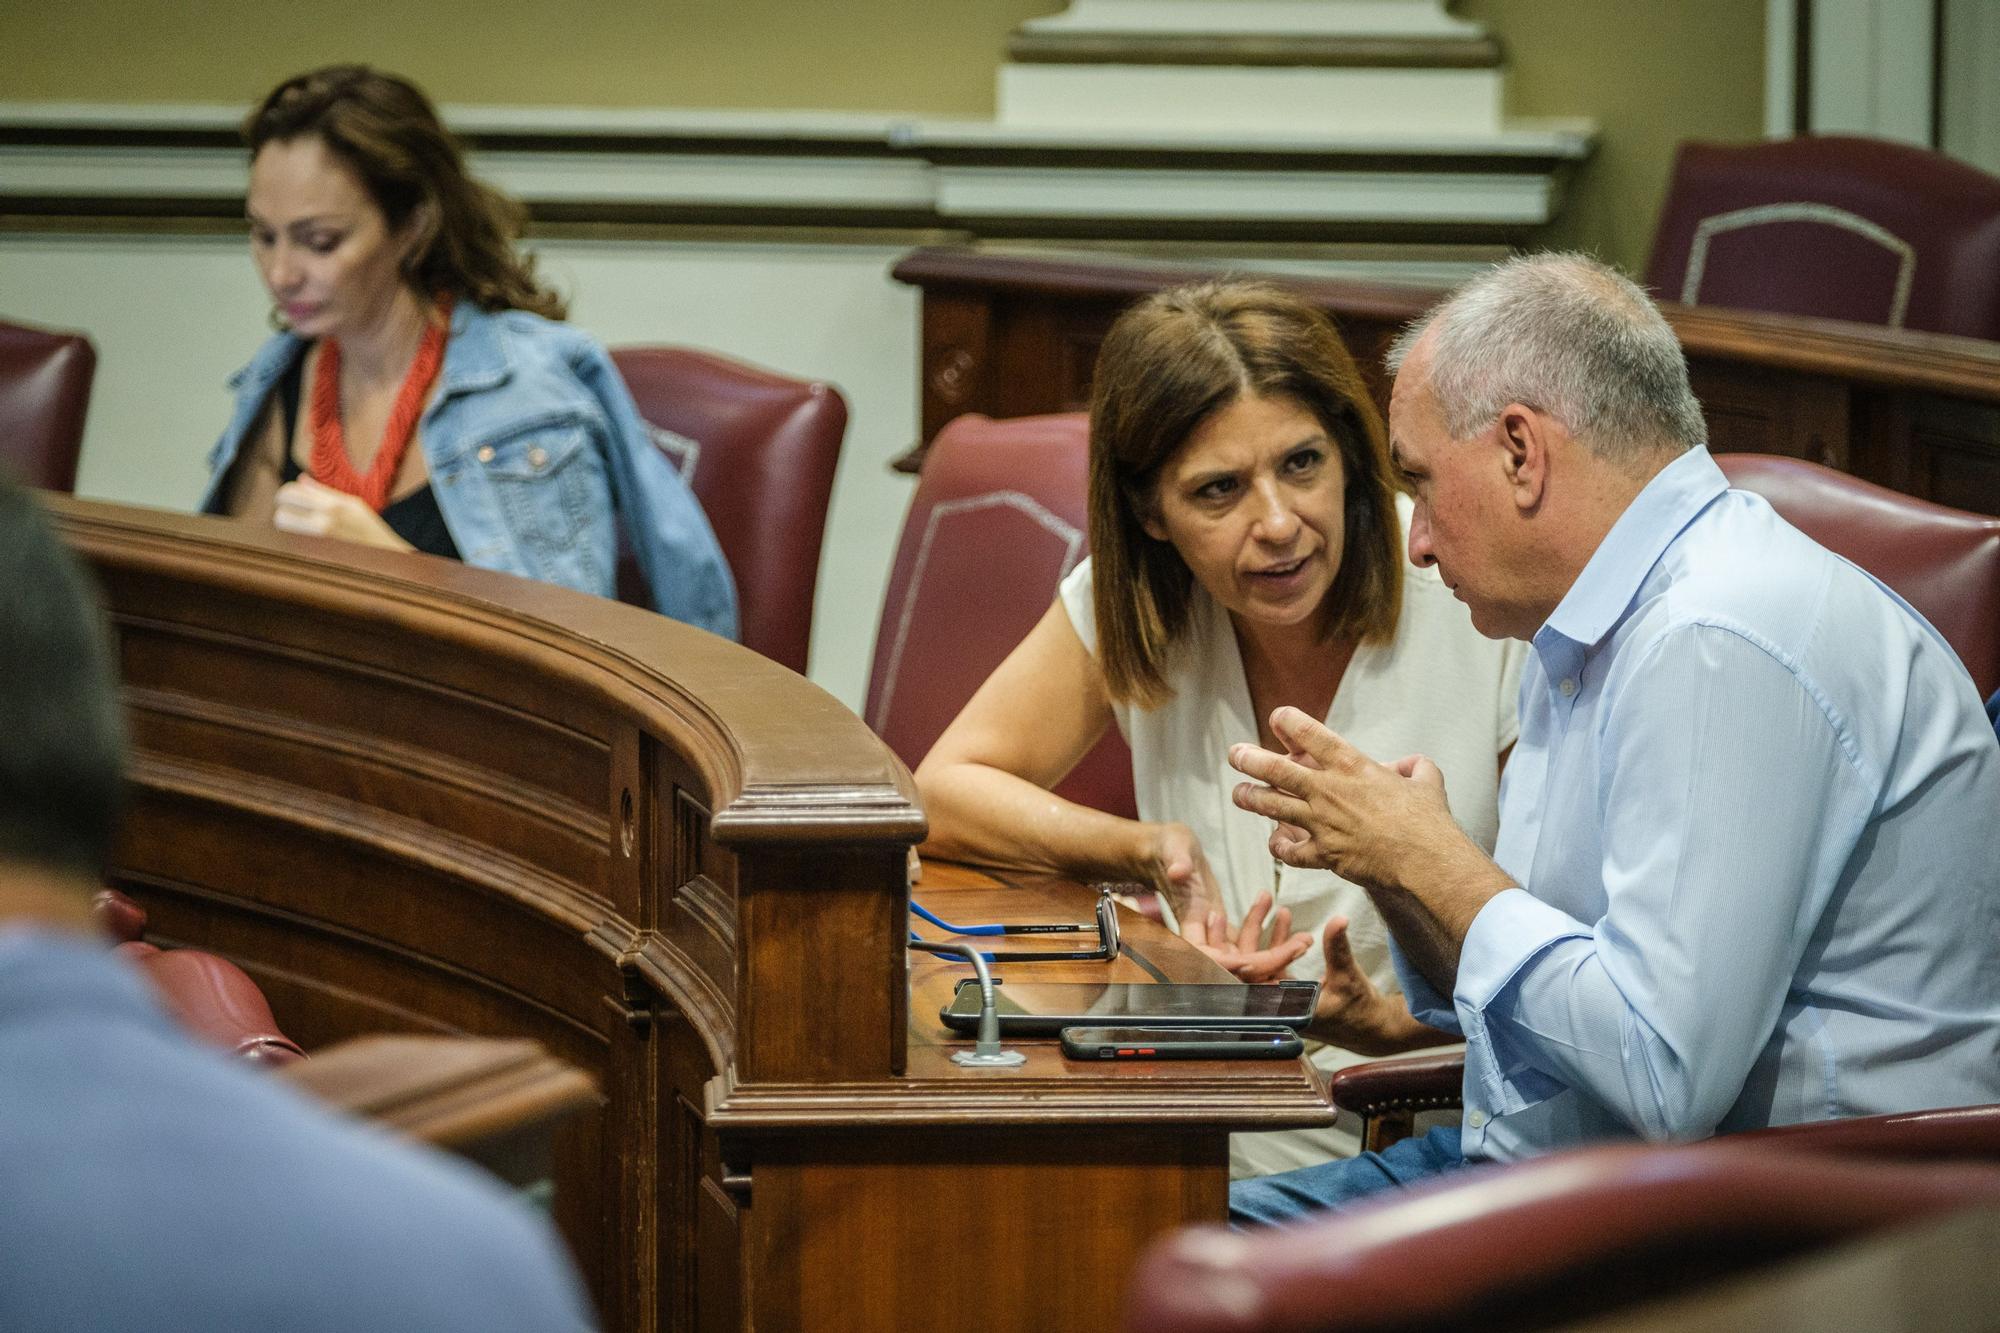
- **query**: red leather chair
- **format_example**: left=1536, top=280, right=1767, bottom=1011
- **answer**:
left=93, top=889, right=305, bottom=1067
left=865, top=412, right=1136, bottom=818
left=1647, top=136, right=2000, bottom=339
left=609, top=346, right=847, bottom=675
left=1125, top=1142, right=2000, bottom=1333
left=1718, top=453, right=2000, bottom=698
left=0, top=317, right=97, bottom=492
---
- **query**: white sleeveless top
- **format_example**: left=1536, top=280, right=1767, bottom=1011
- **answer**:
left=1059, top=497, right=1525, bottom=1174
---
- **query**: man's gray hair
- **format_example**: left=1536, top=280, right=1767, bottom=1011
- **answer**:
left=1387, top=253, right=1707, bottom=461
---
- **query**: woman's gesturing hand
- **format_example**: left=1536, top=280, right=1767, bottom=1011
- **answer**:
left=1145, top=824, right=1311, bottom=981
left=1181, top=890, right=1313, bottom=982
left=273, top=477, right=412, bottom=551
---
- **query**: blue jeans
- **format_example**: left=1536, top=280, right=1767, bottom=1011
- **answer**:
left=1229, top=1125, right=1467, bottom=1227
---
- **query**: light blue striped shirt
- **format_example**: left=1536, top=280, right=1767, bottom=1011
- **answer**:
left=1398, top=447, right=2000, bottom=1162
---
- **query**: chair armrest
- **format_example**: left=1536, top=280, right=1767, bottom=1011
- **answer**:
left=1328, top=1051, right=1465, bottom=1116
left=1125, top=1144, right=2000, bottom=1333
left=117, top=942, right=307, bottom=1067
left=1328, top=1051, right=1466, bottom=1152
left=282, top=1035, right=599, bottom=1189
left=1727, top=1103, right=2000, bottom=1162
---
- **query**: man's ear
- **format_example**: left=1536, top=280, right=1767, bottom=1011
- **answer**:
left=1496, top=403, right=1550, bottom=512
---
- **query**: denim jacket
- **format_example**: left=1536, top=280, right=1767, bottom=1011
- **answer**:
left=201, top=303, right=738, bottom=639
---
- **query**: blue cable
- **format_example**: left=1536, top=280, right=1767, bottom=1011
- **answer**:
left=909, top=901, right=1007, bottom=936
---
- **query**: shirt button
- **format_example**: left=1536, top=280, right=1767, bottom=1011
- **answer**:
left=1467, top=1109, right=1488, bottom=1128
left=476, top=445, right=496, bottom=464
left=527, top=446, right=549, bottom=469
left=1558, top=677, right=1578, bottom=697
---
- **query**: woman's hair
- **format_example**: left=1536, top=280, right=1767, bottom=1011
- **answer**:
left=245, top=65, right=565, bottom=320
left=1087, top=279, right=1402, bottom=708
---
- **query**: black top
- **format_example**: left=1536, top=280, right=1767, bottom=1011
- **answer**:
left=277, top=356, right=460, bottom=560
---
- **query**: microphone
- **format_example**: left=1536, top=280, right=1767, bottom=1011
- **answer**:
left=937, top=942, right=1026, bottom=1068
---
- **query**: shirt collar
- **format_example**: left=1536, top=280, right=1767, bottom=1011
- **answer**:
left=1541, top=446, right=1728, bottom=651
left=433, top=300, right=511, bottom=400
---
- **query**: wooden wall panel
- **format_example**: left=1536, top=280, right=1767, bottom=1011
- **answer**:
left=892, top=247, right=2000, bottom=518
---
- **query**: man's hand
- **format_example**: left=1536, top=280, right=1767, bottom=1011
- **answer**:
left=273, top=478, right=413, bottom=551
left=1181, top=891, right=1312, bottom=982
left=1229, top=708, right=1516, bottom=994
left=1305, top=915, right=1444, bottom=1056
left=1228, top=707, right=1459, bottom=893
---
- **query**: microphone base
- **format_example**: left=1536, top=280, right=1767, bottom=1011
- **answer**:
left=951, top=1048, right=1028, bottom=1067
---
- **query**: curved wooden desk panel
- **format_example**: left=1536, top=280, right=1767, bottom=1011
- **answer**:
left=891, top=246, right=2000, bottom=516
left=50, top=497, right=923, bottom=1332
left=48, top=499, right=1336, bottom=1333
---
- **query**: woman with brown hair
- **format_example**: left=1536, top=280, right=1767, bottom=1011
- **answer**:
left=915, top=279, right=1523, bottom=1174
left=202, top=65, right=735, bottom=636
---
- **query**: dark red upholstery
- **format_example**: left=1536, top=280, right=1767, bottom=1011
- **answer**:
left=1647, top=136, right=2000, bottom=339
left=94, top=890, right=305, bottom=1067
left=1718, top=452, right=2000, bottom=697
left=1125, top=1143, right=2000, bottom=1333
left=866, top=412, right=1136, bottom=818
left=609, top=346, right=847, bottom=675
left=1736, top=1102, right=2000, bottom=1163
left=0, top=317, right=97, bottom=492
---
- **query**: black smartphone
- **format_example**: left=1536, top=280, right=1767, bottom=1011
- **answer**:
left=1059, top=1025, right=1305, bottom=1061
left=940, top=978, right=1319, bottom=1035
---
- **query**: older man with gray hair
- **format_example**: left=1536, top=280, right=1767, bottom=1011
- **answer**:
left=1227, top=253, right=2000, bottom=1223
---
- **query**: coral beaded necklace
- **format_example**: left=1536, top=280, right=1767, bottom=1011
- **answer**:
left=308, top=297, right=452, bottom=512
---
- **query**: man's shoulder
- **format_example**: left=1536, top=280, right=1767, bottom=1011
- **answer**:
left=1645, top=489, right=1872, bottom=644
left=0, top=1001, right=588, bottom=1330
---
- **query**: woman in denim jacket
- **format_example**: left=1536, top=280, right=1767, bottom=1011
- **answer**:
left=204, top=65, right=736, bottom=639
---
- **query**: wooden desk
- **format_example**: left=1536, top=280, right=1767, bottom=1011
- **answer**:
left=732, top=860, right=1332, bottom=1330
left=891, top=246, right=2000, bottom=516
left=51, top=497, right=1331, bottom=1333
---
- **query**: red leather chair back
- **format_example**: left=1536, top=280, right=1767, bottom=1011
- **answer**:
left=609, top=347, right=847, bottom=675
left=1718, top=453, right=2000, bottom=698
left=0, top=318, right=97, bottom=492
left=1125, top=1143, right=2000, bottom=1333
left=1647, top=136, right=2000, bottom=339
left=866, top=412, right=1136, bottom=819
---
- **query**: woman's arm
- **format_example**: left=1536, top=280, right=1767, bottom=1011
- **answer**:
left=573, top=339, right=738, bottom=638
left=916, top=599, right=1163, bottom=883
left=918, top=600, right=1312, bottom=978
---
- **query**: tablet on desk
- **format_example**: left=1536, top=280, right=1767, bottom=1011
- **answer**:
left=940, top=978, right=1318, bottom=1036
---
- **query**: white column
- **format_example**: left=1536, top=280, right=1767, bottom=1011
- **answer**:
left=1765, top=0, right=1798, bottom=138
left=1807, top=0, right=1936, bottom=146
left=1940, top=0, right=2000, bottom=176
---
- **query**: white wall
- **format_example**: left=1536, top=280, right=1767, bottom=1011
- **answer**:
left=0, top=233, right=919, bottom=712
